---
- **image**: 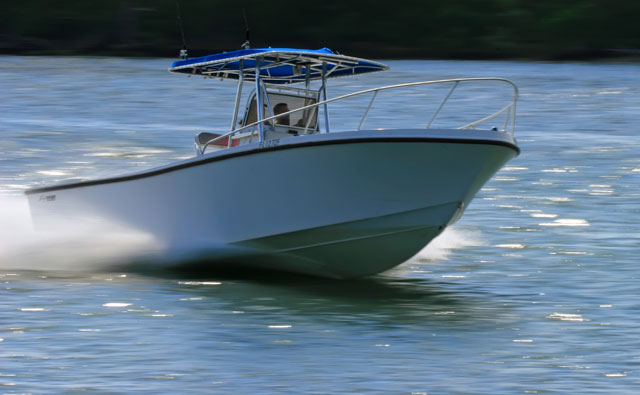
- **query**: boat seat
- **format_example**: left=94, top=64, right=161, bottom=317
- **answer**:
left=195, top=132, right=237, bottom=148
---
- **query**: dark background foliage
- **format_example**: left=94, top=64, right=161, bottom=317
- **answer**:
left=1, top=0, right=639, bottom=59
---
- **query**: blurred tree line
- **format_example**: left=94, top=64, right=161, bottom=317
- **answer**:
left=1, top=0, right=638, bottom=59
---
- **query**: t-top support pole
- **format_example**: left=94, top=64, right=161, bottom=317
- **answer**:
left=321, top=62, right=330, bottom=133
left=255, top=57, right=264, bottom=141
left=230, top=60, right=244, bottom=145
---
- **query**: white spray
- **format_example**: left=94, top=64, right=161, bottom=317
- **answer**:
left=413, top=227, right=485, bottom=262
left=0, top=195, right=159, bottom=271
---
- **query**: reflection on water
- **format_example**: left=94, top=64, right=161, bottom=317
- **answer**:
left=148, top=269, right=482, bottom=323
left=0, top=269, right=515, bottom=393
left=1, top=56, right=640, bottom=392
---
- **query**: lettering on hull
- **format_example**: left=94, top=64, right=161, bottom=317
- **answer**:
left=39, top=194, right=56, bottom=202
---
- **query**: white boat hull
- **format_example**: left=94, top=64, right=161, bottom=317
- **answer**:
left=27, top=129, right=518, bottom=278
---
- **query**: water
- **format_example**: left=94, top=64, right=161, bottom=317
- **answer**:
left=1, top=56, right=640, bottom=393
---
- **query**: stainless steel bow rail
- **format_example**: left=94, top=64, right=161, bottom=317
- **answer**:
left=197, top=78, right=518, bottom=155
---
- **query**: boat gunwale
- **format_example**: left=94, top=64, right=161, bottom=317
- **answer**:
left=24, top=130, right=519, bottom=196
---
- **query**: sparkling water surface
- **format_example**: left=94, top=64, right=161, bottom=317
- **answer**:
left=1, top=56, right=639, bottom=393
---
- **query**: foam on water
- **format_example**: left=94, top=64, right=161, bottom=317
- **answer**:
left=413, top=227, right=485, bottom=262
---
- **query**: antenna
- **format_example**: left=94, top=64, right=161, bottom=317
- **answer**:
left=241, top=8, right=250, bottom=49
left=176, top=1, right=188, bottom=59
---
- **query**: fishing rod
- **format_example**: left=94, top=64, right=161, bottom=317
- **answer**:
left=241, top=8, right=250, bottom=49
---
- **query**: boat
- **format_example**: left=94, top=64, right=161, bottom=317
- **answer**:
left=25, top=47, right=520, bottom=279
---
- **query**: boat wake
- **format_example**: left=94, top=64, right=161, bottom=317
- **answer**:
left=0, top=195, right=160, bottom=271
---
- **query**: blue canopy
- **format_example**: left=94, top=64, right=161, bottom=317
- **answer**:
left=169, top=47, right=388, bottom=85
